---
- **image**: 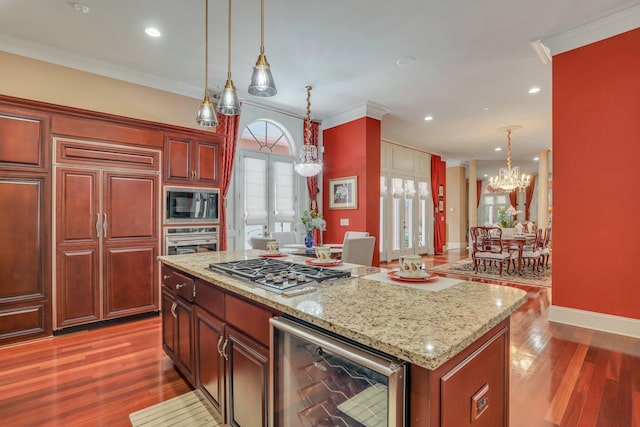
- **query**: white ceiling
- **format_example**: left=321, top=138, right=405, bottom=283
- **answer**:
left=0, top=0, right=638, bottom=177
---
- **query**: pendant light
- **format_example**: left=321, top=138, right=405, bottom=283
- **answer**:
left=248, top=0, right=276, bottom=97
left=217, top=0, right=241, bottom=115
left=195, top=0, right=218, bottom=126
left=295, top=86, right=322, bottom=177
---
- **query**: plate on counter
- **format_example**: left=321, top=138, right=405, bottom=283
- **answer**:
left=258, top=252, right=289, bottom=258
left=305, top=259, right=343, bottom=267
left=387, top=270, right=437, bottom=283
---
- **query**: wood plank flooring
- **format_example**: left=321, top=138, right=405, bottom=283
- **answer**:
left=0, top=250, right=638, bottom=426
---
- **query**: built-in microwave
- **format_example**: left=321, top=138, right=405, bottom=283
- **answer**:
left=164, top=186, right=219, bottom=224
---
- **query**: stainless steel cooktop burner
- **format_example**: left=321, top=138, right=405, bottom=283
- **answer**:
left=208, top=258, right=350, bottom=292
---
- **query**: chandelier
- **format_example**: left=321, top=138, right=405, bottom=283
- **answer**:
left=488, top=128, right=530, bottom=192
left=294, top=86, right=322, bottom=177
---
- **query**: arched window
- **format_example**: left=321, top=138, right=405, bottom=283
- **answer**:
left=238, top=119, right=294, bottom=155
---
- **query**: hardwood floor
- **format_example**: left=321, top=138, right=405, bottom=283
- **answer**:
left=0, top=250, right=638, bottom=426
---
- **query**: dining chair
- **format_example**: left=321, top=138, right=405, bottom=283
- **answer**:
left=341, top=236, right=376, bottom=266
left=471, top=227, right=511, bottom=275
left=249, top=236, right=271, bottom=250
left=539, top=227, right=552, bottom=268
left=343, top=231, right=369, bottom=243
left=515, top=229, right=543, bottom=272
left=271, top=231, right=297, bottom=246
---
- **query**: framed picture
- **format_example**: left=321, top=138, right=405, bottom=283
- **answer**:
left=438, top=184, right=444, bottom=197
left=329, top=176, right=358, bottom=210
left=438, top=199, right=444, bottom=212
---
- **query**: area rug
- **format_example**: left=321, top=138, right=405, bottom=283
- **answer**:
left=429, top=258, right=551, bottom=288
left=129, top=390, right=222, bottom=427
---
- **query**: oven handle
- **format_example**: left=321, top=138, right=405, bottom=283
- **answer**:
left=166, top=239, right=218, bottom=246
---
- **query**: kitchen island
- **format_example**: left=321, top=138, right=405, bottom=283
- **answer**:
left=158, top=250, right=527, bottom=426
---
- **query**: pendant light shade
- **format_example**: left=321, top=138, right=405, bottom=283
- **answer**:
left=248, top=0, right=276, bottom=97
left=217, top=0, right=241, bottom=115
left=196, top=0, right=218, bottom=127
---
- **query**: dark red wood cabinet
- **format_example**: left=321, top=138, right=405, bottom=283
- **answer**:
left=164, top=134, right=222, bottom=186
left=161, top=265, right=275, bottom=427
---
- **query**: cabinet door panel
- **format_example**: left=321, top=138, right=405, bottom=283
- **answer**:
left=0, top=112, right=46, bottom=169
left=195, top=141, right=219, bottom=184
left=0, top=178, right=46, bottom=300
left=56, top=247, right=100, bottom=327
left=104, top=172, right=158, bottom=241
left=56, top=168, right=99, bottom=244
left=227, top=327, right=269, bottom=427
left=103, top=244, right=157, bottom=318
left=195, top=306, right=225, bottom=418
left=161, top=287, right=176, bottom=360
left=165, top=137, right=191, bottom=182
left=176, top=297, right=194, bottom=383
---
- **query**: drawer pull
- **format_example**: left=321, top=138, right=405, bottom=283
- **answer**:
left=217, top=336, right=224, bottom=357
left=163, top=275, right=171, bottom=280
left=222, top=339, right=229, bottom=361
left=176, top=283, right=187, bottom=290
left=170, top=302, right=177, bottom=319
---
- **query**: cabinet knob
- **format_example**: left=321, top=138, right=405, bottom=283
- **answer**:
left=176, top=283, right=187, bottom=290
left=163, top=275, right=171, bottom=280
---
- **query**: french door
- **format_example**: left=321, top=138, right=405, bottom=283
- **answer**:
left=237, top=150, right=298, bottom=248
left=380, top=175, right=433, bottom=261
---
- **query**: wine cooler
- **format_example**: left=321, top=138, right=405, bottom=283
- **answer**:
left=270, top=317, right=406, bottom=427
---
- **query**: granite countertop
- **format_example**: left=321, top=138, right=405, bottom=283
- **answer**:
left=158, top=250, right=527, bottom=370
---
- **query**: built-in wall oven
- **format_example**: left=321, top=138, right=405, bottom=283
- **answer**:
left=164, top=226, right=218, bottom=255
left=270, top=316, right=406, bottom=427
left=164, top=186, right=219, bottom=224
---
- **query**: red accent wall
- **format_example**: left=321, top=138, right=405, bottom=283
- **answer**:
left=322, top=117, right=381, bottom=265
left=553, top=28, right=640, bottom=320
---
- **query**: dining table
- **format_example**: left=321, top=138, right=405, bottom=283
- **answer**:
left=501, top=234, right=537, bottom=273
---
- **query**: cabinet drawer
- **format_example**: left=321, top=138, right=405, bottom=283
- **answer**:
left=162, top=265, right=195, bottom=302
left=195, top=280, right=224, bottom=319
left=225, top=295, right=273, bottom=346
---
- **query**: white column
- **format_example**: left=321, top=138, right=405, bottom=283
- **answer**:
left=468, top=160, right=478, bottom=228
left=537, top=149, right=550, bottom=229
left=467, top=160, right=477, bottom=250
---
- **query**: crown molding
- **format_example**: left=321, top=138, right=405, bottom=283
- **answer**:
left=0, top=32, right=201, bottom=98
left=541, top=4, right=640, bottom=56
left=322, top=101, right=391, bottom=130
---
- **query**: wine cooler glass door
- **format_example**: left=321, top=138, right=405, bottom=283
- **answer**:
left=270, top=317, right=406, bottom=427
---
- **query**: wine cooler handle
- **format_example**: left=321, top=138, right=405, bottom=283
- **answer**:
left=102, top=213, right=108, bottom=238
left=222, top=339, right=229, bottom=360
left=217, top=336, right=224, bottom=357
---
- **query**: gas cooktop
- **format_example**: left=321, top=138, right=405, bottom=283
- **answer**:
left=208, top=258, right=351, bottom=293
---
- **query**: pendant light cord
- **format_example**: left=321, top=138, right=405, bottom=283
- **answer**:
left=305, top=86, right=312, bottom=146
left=227, top=0, right=232, bottom=79
left=260, top=0, right=265, bottom=54
left=506, top=129, right=512, bottom=169
left=205, top=0, right=209, bottom=92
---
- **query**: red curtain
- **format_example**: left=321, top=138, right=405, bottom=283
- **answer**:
left=216, top=113, right=240, bottom=250
left=304, top=121, right=321, bottom=243
left=476, top=180, right=482, bottom=208
left=431, top=155, right=444, bottom=254
left=524, top=176, right=536, bottom=220
left=509, top=190, right=518, bottom=221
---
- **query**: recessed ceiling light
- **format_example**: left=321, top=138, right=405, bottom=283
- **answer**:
left=424, top=115, right=433, bottom=121
left=495, top=147, right=502, bottom=151
left=145, top=27, right=162, bottom=38
left=70, top=2, right=90, bottom=14
left=483, top=174, right=488, bottom=177
left=528, top=87, right=541, bottom=94
left=396, top=56, right=416, bottom=67
left=483, top=107, right=489, bottom=112
left=533, top=156, right=540, bottom=161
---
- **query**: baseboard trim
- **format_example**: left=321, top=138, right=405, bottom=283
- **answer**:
left=548, top=305, right=640, bottom=339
